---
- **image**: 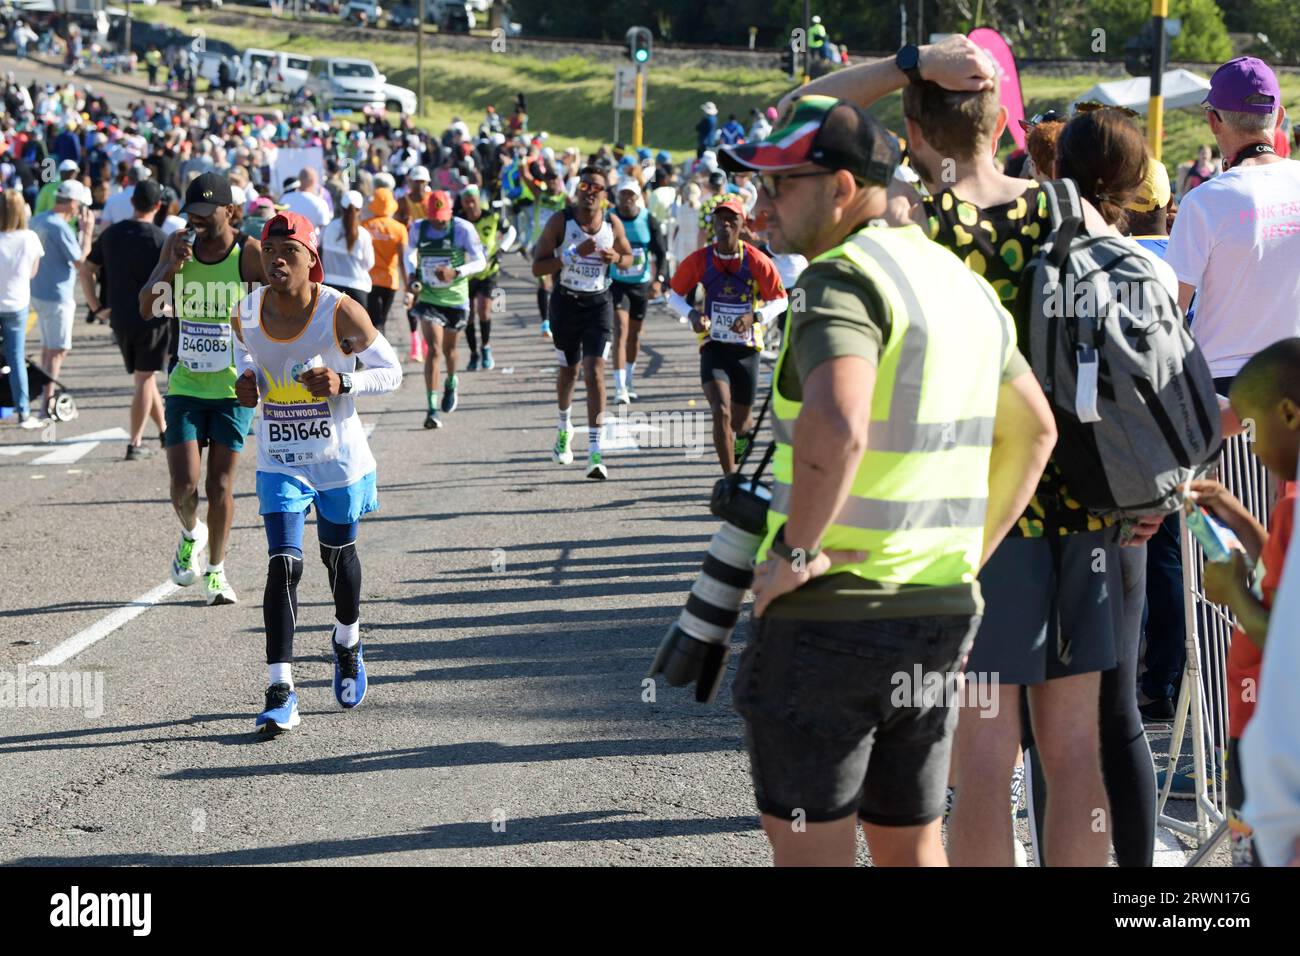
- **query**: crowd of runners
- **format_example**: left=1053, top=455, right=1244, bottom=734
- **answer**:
left=3, top=32, right=1300, bottom=869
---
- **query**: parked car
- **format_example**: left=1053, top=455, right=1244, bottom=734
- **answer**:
left=305, top=56, right=387, bottom=112
left=106, top=18, right=185, bottom=56
left=383, top=82, right=416, bottom=115
left=243, top=48, right=312, bottom=94
left=429, top=0, right=473, bottom=33
left=384, top=2, right=418, bottom=29
left=341, top=0, right=381, bottom=24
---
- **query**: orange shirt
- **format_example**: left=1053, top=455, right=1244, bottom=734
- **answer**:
left=365, top=215, right=409, bottom=291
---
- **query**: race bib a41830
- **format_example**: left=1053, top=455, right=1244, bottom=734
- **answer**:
left=177, top=319, right=232, bottom=373
left=260, top=400, right=339, bottom=466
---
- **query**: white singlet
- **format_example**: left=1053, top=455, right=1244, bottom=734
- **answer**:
left=237, top=284, right=376, bottom=491
left=558, top=211, right=614, bottom=294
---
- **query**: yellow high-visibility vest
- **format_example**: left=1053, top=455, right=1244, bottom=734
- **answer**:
left=762, top=225, right=1016, bottom=587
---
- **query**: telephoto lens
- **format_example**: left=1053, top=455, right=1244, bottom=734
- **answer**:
left=649, top=481, right=770, bottom=703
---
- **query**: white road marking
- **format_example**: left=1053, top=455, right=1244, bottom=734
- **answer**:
left=30, top=427, right=130, bottom=465
left=0, top=427, right=129, bottom=465
left=29, top=580, right=181, bottom=668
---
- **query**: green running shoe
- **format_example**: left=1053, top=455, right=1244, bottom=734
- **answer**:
left=552, top=428, right=574, bottom=465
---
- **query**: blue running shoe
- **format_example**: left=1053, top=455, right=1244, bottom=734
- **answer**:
left=482, top=345, right=495, bottom=370
left=467, top=352, right=481, bottom=372
left=332, top=632, right=368, bottom=709
left=256, top=683, right=300, bottom=734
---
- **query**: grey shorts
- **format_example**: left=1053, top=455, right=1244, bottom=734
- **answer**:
left=967, top=527, right=1121, bottom=685
left=732, top=613, right=979, bottom=827
left=413, top=302, right=469, bottom=331
left=33, top=297, right=74, bottom=352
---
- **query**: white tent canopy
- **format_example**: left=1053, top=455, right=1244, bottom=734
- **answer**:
left=1072, top=69, right=1212, bottom=115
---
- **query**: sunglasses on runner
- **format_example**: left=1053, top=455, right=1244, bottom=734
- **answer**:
left=577, top=180, right=606, bottom=194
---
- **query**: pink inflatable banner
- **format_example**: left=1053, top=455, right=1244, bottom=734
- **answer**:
left=969, top=26, right=1027, bottom=150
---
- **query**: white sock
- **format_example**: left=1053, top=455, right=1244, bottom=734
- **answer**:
left=558, top=407, right=572, bottom=430
left=628, top=362, right=637, bottom=387
left=205, top=561, right=223, bottom=575
left=269, top=662, right=293, bottom=689
left=588, top=426, right=601, bottom=454
left=334, top=619, right=360, bottom=648
left=614, top=368, right=627, bottom=390
left=182, top=519, right=203, bottom=541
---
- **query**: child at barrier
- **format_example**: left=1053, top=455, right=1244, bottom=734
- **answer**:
left=1192, top=338, right=1300, bottom=866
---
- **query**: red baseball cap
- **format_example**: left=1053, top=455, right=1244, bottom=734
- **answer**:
left=261, top=211, right=323, bottom=282
left=426, top=190, right=453, bottom=222
left=713, top=194, right=747, bottom=218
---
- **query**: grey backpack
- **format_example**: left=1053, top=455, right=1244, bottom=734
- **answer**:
left=1014, top=179, right=1221, bottom=517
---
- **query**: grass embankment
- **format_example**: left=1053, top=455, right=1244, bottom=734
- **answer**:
left=132, top=7, right=1300, bottom=171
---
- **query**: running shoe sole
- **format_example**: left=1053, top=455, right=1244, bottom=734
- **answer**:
left=424, top=414, right=442, bottom=430
left=256, top=710, right=301, bottom=734
left=586, top=464, right=608, bottom=480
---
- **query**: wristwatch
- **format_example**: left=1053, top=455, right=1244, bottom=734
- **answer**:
left=895, top=44, right=923, bottom=85
left=338, top=372, right=353, bottom=395
left=769, top=525, right=821, bottom=565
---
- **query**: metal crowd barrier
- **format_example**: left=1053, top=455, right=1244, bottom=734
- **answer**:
left=1158, top=432, right=1277, bottom=865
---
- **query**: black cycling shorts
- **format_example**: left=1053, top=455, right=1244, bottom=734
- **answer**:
left=550, top=287, right=613, bottom=367
left=611, top=281, right=649, bottom=322
left=700, top=340, right=760, bottom=406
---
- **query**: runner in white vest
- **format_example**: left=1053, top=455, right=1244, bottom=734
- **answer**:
left=233, top=210, right=403, bottom=734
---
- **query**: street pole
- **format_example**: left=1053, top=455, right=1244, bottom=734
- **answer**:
left=632, top=63, right=644, bottom=149
left=917, top=0, right=924, bottom=45
left=1148, top=0, right=1167, bottom=161
left=416, top=0, right=424, bottom=117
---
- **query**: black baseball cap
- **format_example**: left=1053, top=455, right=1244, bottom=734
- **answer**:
left=718, top=95, right=900, bottom=187
left=132, top=179, right=162, bottom=211
left=181, top=171, right=234, bottom=217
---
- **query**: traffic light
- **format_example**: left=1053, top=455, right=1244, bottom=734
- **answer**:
left=626, top=26, right=652, bottom=65
left=1124, top=19, right=1178, bottom=78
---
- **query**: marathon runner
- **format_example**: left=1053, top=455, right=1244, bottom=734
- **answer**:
left=139, top=171, right=268, bottom=605
left=609, top=179, right=667, bottom=404
left=231, top=210, right=402, bottom=734
left=532, top=165, right=634, bottom=480
left=395, top=165, right=433, bottom=364
left=406, top=189, right=486, bottom=429
left=668, top=194, right=787, bottom=473
left=456, top=185, right=517, bottom=371
left=527, top=165, right=567, bottom=340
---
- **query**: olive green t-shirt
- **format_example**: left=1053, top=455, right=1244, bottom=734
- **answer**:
left=765, top=255, right=1029, bottom=622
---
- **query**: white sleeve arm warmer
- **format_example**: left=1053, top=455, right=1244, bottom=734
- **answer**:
left=455, top=247, right=486, bottom=279
left=667, top=290, right=695, bottom=319
left=350, top=334, right=403, bottom=396
left=757, top=295, right=788, bottom=325
left=234, top=327, right=256, bottom=378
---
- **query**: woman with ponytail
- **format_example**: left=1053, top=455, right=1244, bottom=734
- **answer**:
left=321, top=189, right=375, bottom=306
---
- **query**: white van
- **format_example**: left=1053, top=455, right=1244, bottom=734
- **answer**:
left=305, top=56, right=386, bottom=112
left=243, top=48, right=311, bottom=95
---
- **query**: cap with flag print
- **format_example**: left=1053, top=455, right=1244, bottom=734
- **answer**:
left=718, top=96, right=900, bottom=186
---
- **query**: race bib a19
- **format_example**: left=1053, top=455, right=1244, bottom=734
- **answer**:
left=260, top=400, right=339, bottom=466
left=421, top=256, right=453, bottom=287
left=710, top=301, right=751, bottom=345
left=177, top=320, right=232, bottom=373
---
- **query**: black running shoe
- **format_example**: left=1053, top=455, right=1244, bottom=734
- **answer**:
left=423, top=410, right=442, bottom=429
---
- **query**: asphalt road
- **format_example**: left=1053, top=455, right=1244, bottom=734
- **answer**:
left=0, top=52, right=1222, bottom=865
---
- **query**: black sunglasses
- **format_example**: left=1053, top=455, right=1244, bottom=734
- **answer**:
left=757, top=170, right=834, bottom=199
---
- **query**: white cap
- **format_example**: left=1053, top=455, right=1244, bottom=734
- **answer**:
left=702, top=101, right=718, bottom=115
left=55, top=180, right=91, bottom=205
left=341, top=189, right=365, bottom=210
left=615, top=178, right=641, bottom=198
left=229, top=184, right=246, bottom=206
left=408, top=165, right=431, bottom=182
left=58, top=159, right=79, bottom=173
left=373, top=171, right=396, bottom=191
left=699, top=150, right=718, bottom=173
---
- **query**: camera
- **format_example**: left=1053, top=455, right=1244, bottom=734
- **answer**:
left=648, top=476, right=771, bottom=703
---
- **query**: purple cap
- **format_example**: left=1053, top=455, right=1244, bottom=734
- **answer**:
left=1204, top=57, right=1281, bottom=114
